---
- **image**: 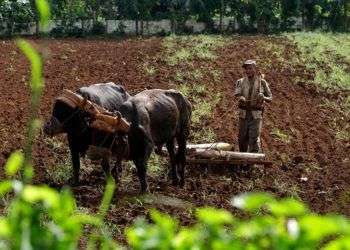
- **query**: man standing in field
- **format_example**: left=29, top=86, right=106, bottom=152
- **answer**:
left=234, top=60, right=272, bottom=153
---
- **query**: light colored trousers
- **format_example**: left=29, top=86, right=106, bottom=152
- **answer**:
left=238, top=112, right=262, bottom=153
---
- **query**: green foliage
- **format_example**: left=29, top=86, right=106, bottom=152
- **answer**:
left=126, top=193, right=350, bottom=249
left=164, top=35, right=225, bottom=66
left=35, top=0, right=51, bottom=28
left=271, top=128, right=291, bottom=144
left=0, top=0, right=35, bottom=35
left=0, top=1, right=119, bottom=249
left=2, top=1, right=350, bottom=249
left=1, top=0, right=349, bottom=36
left=288, top=32, right=350, bottom=90
left=162, top=35, right=225, bottom=143
left=147, top=153, right=167, bottom=177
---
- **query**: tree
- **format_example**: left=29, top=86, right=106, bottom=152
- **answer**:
left=281, top=0, right=301, bottom=30
left=0, top=0, right=34, bottom=36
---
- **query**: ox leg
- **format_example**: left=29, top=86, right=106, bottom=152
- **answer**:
left=72, top=152, right=80, bottom=185
left=166, top=139, right=179, bottom=185
left=176, top=135, right=187, bottom=187
left=111, top=160, right=122, bottom=183
left=101, top=158, right=111, bottom=178
left=68, top=136, right=81, bottom=186
left=134, top=159, right=149, bottom=194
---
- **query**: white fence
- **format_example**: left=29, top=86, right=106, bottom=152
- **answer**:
left=0, top=17, right=304, bottom=36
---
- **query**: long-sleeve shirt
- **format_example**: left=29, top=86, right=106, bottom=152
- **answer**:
left=234, top=76, right=272, bottom=119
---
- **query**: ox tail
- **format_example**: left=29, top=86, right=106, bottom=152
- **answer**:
left=180, top=97, right=192, bottom=138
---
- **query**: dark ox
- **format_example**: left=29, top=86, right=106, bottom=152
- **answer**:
left=43, top=82, right=130, bottom=185
left=118, top=89, right=192, bottom=193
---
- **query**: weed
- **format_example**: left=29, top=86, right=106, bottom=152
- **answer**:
left=278, top=152, right=291, bottom=165
left=102, top=221, right=121, bottom=239
left=44, top=136, right=65, bottom=152
left=192, top=102, right=213, bottom=126
left=192, top=84, right=206, bottom=96
left=273, top=177, right=301, bottom=199
left=192, top=69, right=203, bottom=80
left=147, top=152, right=167, bottom=178
left=175, top=71, right=185, bottom=82
left=143, top=62, right=157, bottom=76
left=271, top=128, right=292, bottom=144
left=178, top=83, right=191, bottom=96
left=287, top=32, right=350, bottom=91
left=163, top=35, right=227, bottom=66
left=192, top=128, right=217, bottom=144
left=167, top=48, right=192, bottom=66
left=335, top=128, right=350, bottom=141
left=211, top=69, right=221, bottom=82
left=45, top=156, right=72, bottom=184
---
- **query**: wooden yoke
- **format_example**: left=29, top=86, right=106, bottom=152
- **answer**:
left=57, top=89, right=130, bottom=133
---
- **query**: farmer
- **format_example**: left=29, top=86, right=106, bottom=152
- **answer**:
left=234, top=59, right=272, bottom=153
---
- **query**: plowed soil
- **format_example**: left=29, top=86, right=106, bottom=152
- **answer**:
left=0, top=36, right=349, bottom=242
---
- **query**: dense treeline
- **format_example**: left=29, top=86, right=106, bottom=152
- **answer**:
left=0, top=0, right=349, bottom=35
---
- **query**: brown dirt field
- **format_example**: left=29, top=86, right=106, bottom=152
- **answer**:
left=0, top=36, right=349, bottom=242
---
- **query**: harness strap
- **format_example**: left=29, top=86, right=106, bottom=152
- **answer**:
left=55, top=89, right=130, bottom=133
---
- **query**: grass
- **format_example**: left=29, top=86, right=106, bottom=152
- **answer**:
left=273, top=178, right=302, bottom=200
left=319, top=97, right=350, bottom=142
left=192, top=128, right=217, bottom=144
left=271, top=128, right=292, bottom=144
left=147, top=152, right=167, bottom=178
left=163, top=35, right=227, bottom=66
left=160, top=35, right=227, bottom=143
left=44, top=137, right=73, bottom=183
left=143, top=62, right=157, bottom=76
left=287, top=32, right=350, bottom=90
left=45, top=155, right=73, bottom=184
left=44, top=137, right=65, bottom=152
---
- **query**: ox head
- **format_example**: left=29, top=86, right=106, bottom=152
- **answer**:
left=43, top=99, right=90, bottom=137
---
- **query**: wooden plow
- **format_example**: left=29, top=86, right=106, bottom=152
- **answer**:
left=164, top=142, right=272, bottom=167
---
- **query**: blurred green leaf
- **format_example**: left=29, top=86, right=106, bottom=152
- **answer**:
left=173, top=228, right=199, bottom=249
left=35, top=0, right=51, bottom=27
left=150, top=209, right=177, bottom=233
left=98, top=176, right=115, bottom=220
left=300, top=215, right=350, bottom=242
left=72, top=214, right=102, bottom=227
left=5, top=151, right=24, bottom=177
left=235, top=216, right=276, bottom=239
left=324, top=237, right=350, bottom=250
left=16, top=39, right=43, bottom=92
left=232, top=192, right=275, bottom=212
left=59, top=189, right=76, bottom=213
left=268, top=198, right=307, bottom=217
left=22, top=185, right=59, bottom=208
left=196, top=207, right=234, bottom=226
left=0, top=180, right=13, bottom=196
left=0, top=218, right=10, bottom=237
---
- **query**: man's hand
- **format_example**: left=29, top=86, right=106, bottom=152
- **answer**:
left=238, top=96, right=246, bottom=108
left=238, top=96, right=246, bottom=104
left=257, top=93, right=264, bottom=101
left=257, top=93, right=265, bottom=106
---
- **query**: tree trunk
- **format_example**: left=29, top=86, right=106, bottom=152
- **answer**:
left=135, top=19, right=139, bottom=35
left=344, top=0, right=349, bottom=30
left=219, top=0, right=224, bottom=33
left=140, top=20, right=144, bottom=35
left=35, top=20, right=40, bottom=36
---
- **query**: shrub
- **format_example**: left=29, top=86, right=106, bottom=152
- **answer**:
left=90, top=21, right=106, bottom=35
left=50, top=26, right=65, bottom=37
left=126, top=193, right=350, bottom=249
